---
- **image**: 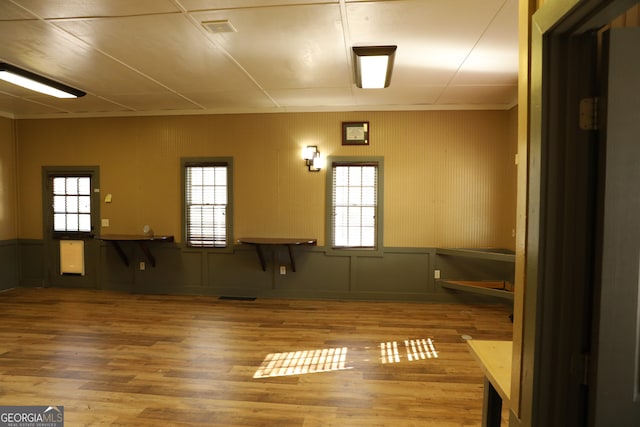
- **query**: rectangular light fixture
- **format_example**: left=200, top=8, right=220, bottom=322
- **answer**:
left=352, top=45, right=397, bottom=89
left=0, top=62, right=85, bottom=99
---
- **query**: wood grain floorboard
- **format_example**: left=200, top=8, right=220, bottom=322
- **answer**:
left=0, top=288, right=512, bottom=426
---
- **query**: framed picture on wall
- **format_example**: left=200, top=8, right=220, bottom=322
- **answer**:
left=342, top=121, right=369, bottom=145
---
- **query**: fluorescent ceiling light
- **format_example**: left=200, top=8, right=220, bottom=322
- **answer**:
left=0, top=62, right=85, bottom=99
left=352, top=45, right=397, bottom=89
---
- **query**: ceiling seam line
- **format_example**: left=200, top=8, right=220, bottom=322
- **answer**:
left=49, top=20, right=209, bottom=110
left=9, top=0, right=208, bottom=111
left=338, top=0, right=357, bottom=99
left=433, top=0, right=513, bottom=105
left=172, top=0, right=282, bottom=109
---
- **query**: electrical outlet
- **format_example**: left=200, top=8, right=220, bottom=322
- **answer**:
left=101, top=218, right=109, bottom=227
left=139, top=261, right=145, bottom=271
left=434, top=269, right=441, bottom=279
left=280, top=265, right=286, bottom=275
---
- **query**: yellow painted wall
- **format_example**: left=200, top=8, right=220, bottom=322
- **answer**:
left=16, top=110, right=516, bottom=248
left=0, top=117, right=17, bottom=240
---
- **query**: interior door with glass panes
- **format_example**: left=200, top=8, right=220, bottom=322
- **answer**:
left=43, top=167, right=100, bottom=288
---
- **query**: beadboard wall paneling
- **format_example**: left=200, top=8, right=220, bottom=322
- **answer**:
left=15, top=110, right=516, bottom=249
left=0, top=117, right=17, bottom=240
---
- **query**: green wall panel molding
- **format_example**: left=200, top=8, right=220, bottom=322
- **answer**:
left=0, top=239, right=19, bottom=290
left=18, top=239, right=44, bottom=288
left=10, top=239, right=510, bottom=305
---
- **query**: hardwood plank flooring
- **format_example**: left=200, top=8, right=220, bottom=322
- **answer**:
left=0, top=288, right=513, bottom=426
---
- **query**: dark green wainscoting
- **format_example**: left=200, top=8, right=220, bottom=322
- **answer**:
left=96, top=242, right=441, bottom=301
left=18, top=239, right=45, bottom=287
left=12, top=239, right=514, bottom=305
left=0, top=239, right=19, bottom=290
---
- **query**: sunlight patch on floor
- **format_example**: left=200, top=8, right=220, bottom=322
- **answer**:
left=381, top=338, right=438, bottom=364
left=380, top=341, right=401, bottom=364
left=254, top=347, right=351, bottom=378
left=405, top=338, right=438, bottom=361
left=255, top=337, right=439, bottom=378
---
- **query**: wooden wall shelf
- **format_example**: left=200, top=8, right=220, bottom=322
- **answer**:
left=96, top=234, right=174, bottom=268
left=437, top=280, right=514, bottom=301
left=436, top=248, right=515, bottom=263
left=237, top=237, right=316, bottom=272
left=435, top=248, right=515, bottom=302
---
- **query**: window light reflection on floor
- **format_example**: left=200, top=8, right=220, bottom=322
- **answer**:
left=254, top=338, right=439, bottom=378
left=254, top=347, right=351, bottom=378
left=380, top=341, right=401, bottom=364
left=381, top=338, right=438, bottom=364
left=405, top=338, right=438, bottom=361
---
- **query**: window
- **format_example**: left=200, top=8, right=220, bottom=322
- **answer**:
left=52, top=175, right=92, bottom=234
left=183, top=159, right=232, bottom=248
left=328, top=158, right=382, bottom=252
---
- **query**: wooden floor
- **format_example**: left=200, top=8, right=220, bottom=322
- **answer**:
left=0, top=288, right=513, bottom=426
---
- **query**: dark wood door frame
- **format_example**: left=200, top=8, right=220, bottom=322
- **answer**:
left=519, top=0, right=639, bottom=425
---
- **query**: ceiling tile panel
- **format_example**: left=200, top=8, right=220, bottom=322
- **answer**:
left=268, top=87, right=356, bottom=108
left=0, top=20, right=169, bottom=97
left=182, top=88, right=281, bottom=110
left=178, top=0, right=337, bottom=11
left=0, top=2, right=38, bottom=20
left=100, top=92, right=204, bottom=112
left=450, top=0, right=518, bottom=85
left=190, top=3, right=351, bottom=90
left=0, top=82, right=128, bottom=115
left=0, top=0, right=519, bottom=117
left=55, top=14, right=265, bottom=96
left=345, top=0, right=508, bottom=86
left=10, top=0, right=180, bottom=19
left=450, top=68, right=518, bottom=87
left=353, top=85, right=444, bottom=106
left=437, top=84, right=517, bottom=106
left=19, top=93, right=138, bottom=114
left=181, top=89, right=285, bottom=111
left=0, top=93, right=67, bottom=116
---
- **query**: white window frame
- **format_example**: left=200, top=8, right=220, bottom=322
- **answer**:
left=326, top=157, right=383, bottom=255
left=183, top=158, right=233, bottom=249
left=51, top=174, right=93, bottom=236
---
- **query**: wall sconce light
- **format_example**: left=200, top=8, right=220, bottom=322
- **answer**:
left=0, top=62, right=86, bottom=98
left=352, top=45, right=397, bottom=89
left=302, top=145, right=323, bottom=172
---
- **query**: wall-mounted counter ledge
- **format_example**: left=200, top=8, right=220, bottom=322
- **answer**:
left=437, top=280, right=514, bottom=301
left=435, top=248, right=515, bottom=299
left=96, top=234, right=174, bottom=268
left=237, top=237, right=317, bottom=272
left=436, top=248, right=515, bottom=263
